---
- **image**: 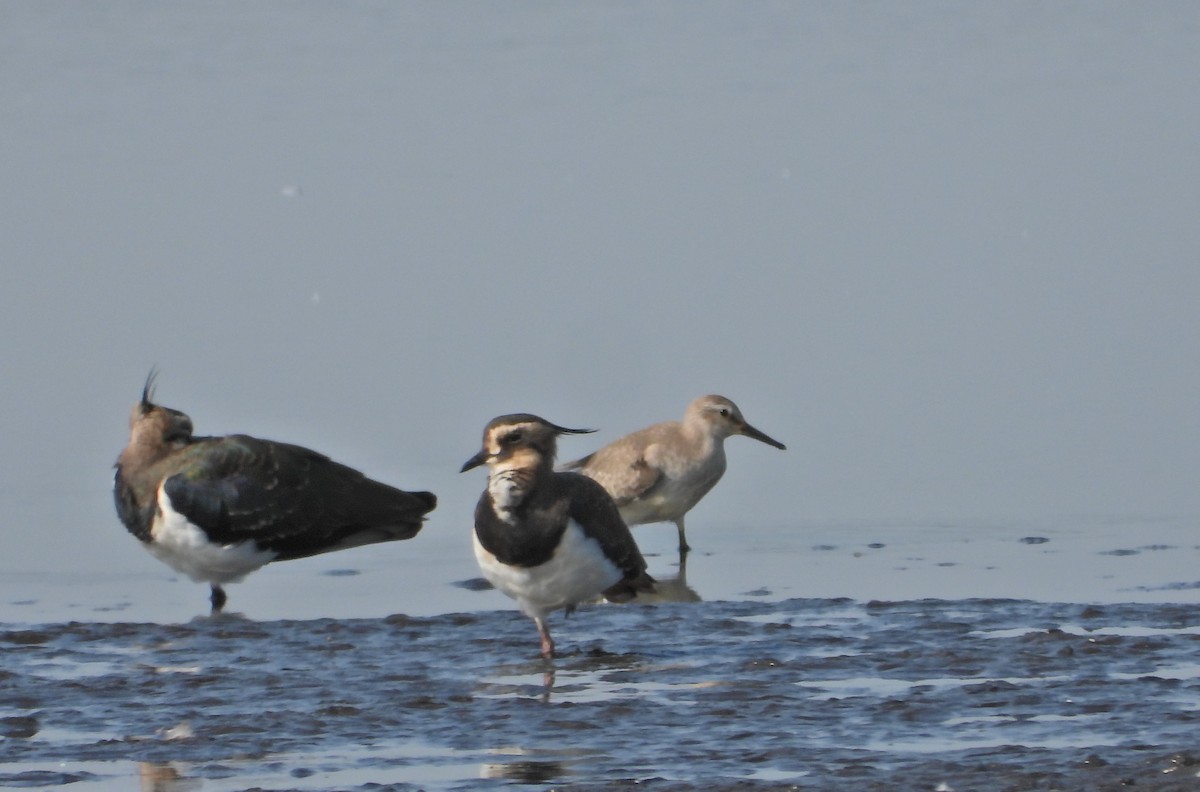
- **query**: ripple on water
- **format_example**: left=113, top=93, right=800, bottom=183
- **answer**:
left=1, top=598, right=1198, bottom=790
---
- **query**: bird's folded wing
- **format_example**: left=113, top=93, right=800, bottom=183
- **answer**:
left=162, top=436, right=432, bottom=554
left=161, top=437, right=328, bottom=545
left=565, top=475, right=650, bottom=581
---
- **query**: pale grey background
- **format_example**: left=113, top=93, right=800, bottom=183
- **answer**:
left=1, top=2, right=1196, bottom=619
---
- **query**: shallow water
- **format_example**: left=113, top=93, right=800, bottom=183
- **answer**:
left=3, top=517, right=1200, bottom=791
left=5, top=516, right=1200, bottom=625
left=2, top=598, right=1200, bottom=790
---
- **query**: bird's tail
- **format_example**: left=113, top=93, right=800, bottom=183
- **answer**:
left=602, top=570, right=656, bottom=603
left=299, top=487, right=437, bottom=558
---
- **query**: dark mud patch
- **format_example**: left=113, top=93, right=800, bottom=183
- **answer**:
left=2, top=598, right=1199, bottom=790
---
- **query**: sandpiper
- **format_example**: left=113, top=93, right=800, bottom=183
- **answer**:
left=562, top=395, right=785, bottom=553
left=113, top=372, right=436, bottom=613
left=461, top=413, right=654, bottom=658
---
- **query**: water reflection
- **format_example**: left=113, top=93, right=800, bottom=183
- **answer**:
left=139, top=763, right=201, bottom=792
left=639, top=553, right=701, bottom=604
left=476, top=660, right=557, bottom=701
left=480, top=759, right=569, bottom=783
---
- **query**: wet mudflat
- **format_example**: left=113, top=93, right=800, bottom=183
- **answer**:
left=2, top=594, right=1199, bottom=791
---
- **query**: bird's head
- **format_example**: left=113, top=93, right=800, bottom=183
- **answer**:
left=690, top=395, right=786, bottom=450
left=461, top=413, right=594, bottom=473
left=128, top=369, right=194, bottom=449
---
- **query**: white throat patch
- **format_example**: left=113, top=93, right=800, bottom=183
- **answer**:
left=487, top=467, right=529, bottom=523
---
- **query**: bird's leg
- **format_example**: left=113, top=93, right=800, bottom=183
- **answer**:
left=675, top=517, right=691, bottom=554
left=209, top=584, right=227, bottom=614
left=534, top=616, right=555, bottom=659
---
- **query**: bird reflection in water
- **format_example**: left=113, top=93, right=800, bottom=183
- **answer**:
left=139, top=763, right=201, bottom=792
left=635, top=552, right=701, bottom=604
left=480, top=759, right=569, bottom=783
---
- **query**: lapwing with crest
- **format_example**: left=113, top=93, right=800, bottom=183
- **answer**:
left=113, top=371, right=436, bottom=613
left=461, top=413, right=654, bottom=658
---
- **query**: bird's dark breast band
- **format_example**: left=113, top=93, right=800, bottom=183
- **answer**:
left=473, top=495, right=568, bottom=568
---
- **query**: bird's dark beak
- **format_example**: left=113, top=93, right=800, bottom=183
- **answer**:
left=740, top=421, right=786, bottom=450
left=460, top=449, right=490, bottom=472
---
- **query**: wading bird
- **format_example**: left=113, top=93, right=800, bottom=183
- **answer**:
left=563, top=395, right=785, bottom=553
left=462, top=413, right=654, bottom=658
left=113, top=372, right=436, bottom=613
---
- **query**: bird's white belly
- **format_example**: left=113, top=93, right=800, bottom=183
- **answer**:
left=147, top=486, right=276, bottom=585
left=473, top=521, right=621, bottom=619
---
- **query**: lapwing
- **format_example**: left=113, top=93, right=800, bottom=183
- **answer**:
left=113, top=372, right=436, bottom=613
left=562, top=395, right=785, bottom=554
left=461, top=413, right=654, bottom=658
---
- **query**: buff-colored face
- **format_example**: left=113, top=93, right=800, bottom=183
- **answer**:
left=486, top=420, right=547, bottom=456
left=482, top=420, right=553, bottom=469
left=461, top=414, right=594, bottom=472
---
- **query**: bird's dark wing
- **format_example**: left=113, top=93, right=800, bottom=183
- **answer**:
left=560, top=472, right=654, bottom=597
left=161, top=435, right=435, bottom=561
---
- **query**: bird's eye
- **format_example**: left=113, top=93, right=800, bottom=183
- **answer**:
left=719, top=408, right=730, bottom=417
left=503, top=431, right=522, bottom=445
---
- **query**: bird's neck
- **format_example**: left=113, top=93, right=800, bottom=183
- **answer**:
left=118, top=431, right=171, bottom=474
left=117, top=428, right=193, bottom=495
left=681, top=421, right=722, bottom=455
left=486, top=451, right=551, bottom=522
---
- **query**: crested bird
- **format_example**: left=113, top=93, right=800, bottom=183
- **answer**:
left=113, top=372, right=436, bottom=613
left=461, top=413, right=654, bottom=658
left=562, top=395, right=785, bottom=554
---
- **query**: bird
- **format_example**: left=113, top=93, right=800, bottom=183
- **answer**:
left=113, top=372, right=437, bottom=613
left=461, top=413, right=654, bottom=658
left=561, top=395, right=785, bottom=554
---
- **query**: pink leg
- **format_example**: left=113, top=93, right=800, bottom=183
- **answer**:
left=535, top=616, right=555, bottom=658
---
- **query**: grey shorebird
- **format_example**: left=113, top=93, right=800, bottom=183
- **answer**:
left=562, top=395, right=786, bottom=554
left=461, top=413, right=654, bottom=658
left=113, top=372, right=436, bottom=613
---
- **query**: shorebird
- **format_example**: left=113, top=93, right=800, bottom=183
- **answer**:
left=113, top=372, right=436, bottom=613
left=562, top=395, right=785, bottom=553
left=461, top=413, right=654, bottom=658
